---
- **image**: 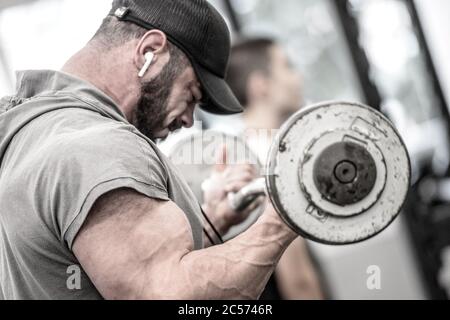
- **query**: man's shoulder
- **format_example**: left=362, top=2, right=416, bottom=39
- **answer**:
left=43, top=108, right=146, bottom=151
left=36, top=109, right=164, bottom=171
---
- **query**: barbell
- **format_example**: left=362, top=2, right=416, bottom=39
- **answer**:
left=165, top=101, right=411, bottom=245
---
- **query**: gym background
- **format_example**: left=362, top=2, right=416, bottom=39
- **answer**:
left=1, top=0, right=450, bottom=300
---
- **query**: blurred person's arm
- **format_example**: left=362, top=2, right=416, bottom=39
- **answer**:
left=275, top=220, right=324, bottom=300
left=73, top=188, right=297, bottom=300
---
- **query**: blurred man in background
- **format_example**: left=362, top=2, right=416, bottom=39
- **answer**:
left=225, top=38, right=324, bottom=300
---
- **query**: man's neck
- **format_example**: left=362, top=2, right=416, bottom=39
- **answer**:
left=61, top=44, right=138, bottom=121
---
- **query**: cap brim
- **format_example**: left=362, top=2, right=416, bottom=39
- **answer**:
left=193, top=63, right=243, bottom=115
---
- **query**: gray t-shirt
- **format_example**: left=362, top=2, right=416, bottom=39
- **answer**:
left=0, top=70, right=204, bottom=300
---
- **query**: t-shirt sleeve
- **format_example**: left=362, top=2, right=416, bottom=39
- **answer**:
left=42, top=125, right=170, bottom=250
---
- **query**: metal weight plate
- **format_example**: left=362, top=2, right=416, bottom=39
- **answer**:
left=165, top=130, right=264, bottom=240
left=266, top=101, right=411, bottom=245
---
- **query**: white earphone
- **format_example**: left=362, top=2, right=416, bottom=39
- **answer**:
left=138, top=52, right=154, bottom=78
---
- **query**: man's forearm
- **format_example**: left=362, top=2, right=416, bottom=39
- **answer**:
left=201, top=197, right=266, bottom=248
left=147, top=210, right=297, bottom=300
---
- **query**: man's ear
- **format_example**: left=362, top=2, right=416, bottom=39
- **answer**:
left=247, top=71, right=270, bottom=104
left=134, top=30, right=169, bottom=76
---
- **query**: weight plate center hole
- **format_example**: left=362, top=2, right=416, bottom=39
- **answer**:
left=334, top=161, right=357, bottom=184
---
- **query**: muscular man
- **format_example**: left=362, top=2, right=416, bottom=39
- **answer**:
left=0, top=0, right=297, bottom=299
left=225, top=38, right=324, bottom=300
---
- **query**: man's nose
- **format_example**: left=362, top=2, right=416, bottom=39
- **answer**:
left=180, top=106, right=195, bottom=128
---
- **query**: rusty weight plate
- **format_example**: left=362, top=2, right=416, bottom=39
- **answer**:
left=266, top=101, right=411, bottom=245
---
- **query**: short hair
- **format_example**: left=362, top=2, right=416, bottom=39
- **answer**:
left=225, top=38, right=276, bottom=107
left=92, top=16, right=148, bottom=50
left=91, top=16, right=187, bottom=67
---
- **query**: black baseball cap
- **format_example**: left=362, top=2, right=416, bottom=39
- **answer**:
left=109, top=0, right=243, bottom=115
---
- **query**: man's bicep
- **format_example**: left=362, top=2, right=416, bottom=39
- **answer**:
left=72, top=188, right=194, bottom=300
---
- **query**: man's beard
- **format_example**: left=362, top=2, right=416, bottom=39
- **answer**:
left=133, top=60, right=185, bottom=142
